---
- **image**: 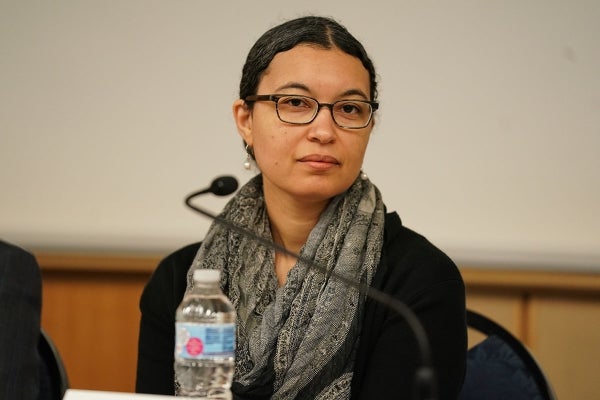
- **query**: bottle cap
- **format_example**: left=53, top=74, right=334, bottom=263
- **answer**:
left=192, top=269, right=220, bottom=282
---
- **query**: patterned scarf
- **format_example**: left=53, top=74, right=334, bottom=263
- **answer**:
left=186, top=174, right=385, bottom=399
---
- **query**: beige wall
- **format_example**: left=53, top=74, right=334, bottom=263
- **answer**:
left=2, top=1, right=599, bottom=270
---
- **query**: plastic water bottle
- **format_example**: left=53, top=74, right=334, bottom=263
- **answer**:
left=175, top=269, right=236, bottom=398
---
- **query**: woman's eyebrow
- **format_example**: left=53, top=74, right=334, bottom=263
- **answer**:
left=339, top=89, right=369, bottom=99
left=274, top=83, right=369, bottom=99
left=274, top=82, right=310, bottom=92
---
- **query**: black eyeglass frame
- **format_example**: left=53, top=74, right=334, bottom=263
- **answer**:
left=244, top=94, right=379, bottom=129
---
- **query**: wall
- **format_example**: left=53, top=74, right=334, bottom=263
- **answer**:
left=2, top=1, right=600, bottom=271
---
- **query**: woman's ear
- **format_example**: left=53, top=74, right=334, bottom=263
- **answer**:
left=232, top=99, right=253, bottom=147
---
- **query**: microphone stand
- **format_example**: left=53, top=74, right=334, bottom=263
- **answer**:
left=185, top=177, right=438, bottom=400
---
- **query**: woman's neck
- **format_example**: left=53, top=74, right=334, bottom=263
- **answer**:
left=264, top=189, right=329, bottom=285
left=267, top=198, right=326, bottom=253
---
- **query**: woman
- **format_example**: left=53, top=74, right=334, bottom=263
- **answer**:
left=136, top=15, right=466, bottom=399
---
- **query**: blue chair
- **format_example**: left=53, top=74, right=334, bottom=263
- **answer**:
left=459, top=309, right=556, bottom=400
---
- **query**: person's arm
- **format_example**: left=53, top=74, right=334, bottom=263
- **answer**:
left=355, top=279, right=466, bottom=399
left=136, top=243, right=199, bottom=395
left=0, top=241, right=42, bottom=400
left=352, top=220, right=467, bottom=400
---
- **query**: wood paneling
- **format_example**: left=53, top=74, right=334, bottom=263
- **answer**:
left=36, top=252, right=600, bottom=398
left=529, top=295, right=600, bottom=400
left=38, top=252, right=161, bottom=392
left=464, top=290, right=524, bottom=347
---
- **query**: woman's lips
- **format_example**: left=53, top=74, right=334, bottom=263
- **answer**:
left=298, top=154, right=340, bottom=170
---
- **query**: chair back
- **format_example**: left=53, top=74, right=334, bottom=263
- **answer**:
left=38, top=329, right=69, bottom=400
left=460, top=309, right=556, bottom=400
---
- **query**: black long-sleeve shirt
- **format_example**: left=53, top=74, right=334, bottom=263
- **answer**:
left=136, top=212, right=466, bottom=399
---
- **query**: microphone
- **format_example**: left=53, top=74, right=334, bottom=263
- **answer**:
left=185, top=175, right=437, bottom=400
left=185, top=175, right=239, bottom=197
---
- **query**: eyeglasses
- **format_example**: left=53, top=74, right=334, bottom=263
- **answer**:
left=244, top=94, right=378, bottom=129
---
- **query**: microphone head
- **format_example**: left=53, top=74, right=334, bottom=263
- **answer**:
left=210, top=176, right=238, bottom=196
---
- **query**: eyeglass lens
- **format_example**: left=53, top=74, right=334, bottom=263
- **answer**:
left=276, top=95, right=373, bottom=128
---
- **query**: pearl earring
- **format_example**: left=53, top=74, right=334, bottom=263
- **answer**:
left=360, top=170, right=368, bottom=180
left=243, top=145, right=253, bottom=170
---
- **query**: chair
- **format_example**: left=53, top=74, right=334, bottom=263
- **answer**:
left=459, top=309, right=556, bottom=400
left=38, top=329, right=69, bottom=400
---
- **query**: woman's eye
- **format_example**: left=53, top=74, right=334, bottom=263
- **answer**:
left=338, top=102, right=362, bottom=115
left=282, top=97, right=311, bottom=108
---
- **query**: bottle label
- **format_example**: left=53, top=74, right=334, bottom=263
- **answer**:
left=175, top=322, right=235, bottom=359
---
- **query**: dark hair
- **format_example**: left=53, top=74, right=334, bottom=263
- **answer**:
left=239, top=16, right=378, bottom=103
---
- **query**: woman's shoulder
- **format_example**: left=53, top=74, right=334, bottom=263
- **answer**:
left=158, top=242, right=202, bottom=271
left=149, top=242, right=201, bottom=286
left=378, top=212, right=463, bottom=299
left=384, top=211, right=458, bottom=269
left=141, top=242, right=202, bottom=313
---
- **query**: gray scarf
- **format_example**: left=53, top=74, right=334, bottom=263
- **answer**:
left=186, top=174, right=385, bottom=399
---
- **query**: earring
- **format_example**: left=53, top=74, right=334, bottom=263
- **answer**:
left=360, top=170, right=368, bottom=180
left=243, top=144, right=253, bottom=170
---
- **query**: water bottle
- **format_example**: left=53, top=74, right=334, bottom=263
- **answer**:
left=175, top=269, right=236, bottom=398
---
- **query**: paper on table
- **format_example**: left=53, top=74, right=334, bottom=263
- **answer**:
left=62, top=389, right=188, bottom=399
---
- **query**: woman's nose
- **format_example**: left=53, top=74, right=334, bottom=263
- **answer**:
left=307, top=107, right=336, bottom=143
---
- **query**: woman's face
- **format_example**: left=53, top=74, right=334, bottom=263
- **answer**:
left=233, top=44, right=374, bottom=204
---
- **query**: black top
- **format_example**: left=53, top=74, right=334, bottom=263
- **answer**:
left=136, top=212, right=467, bottom=399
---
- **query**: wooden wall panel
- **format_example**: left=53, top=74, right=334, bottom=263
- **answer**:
left=38, top=253, right=159, bottom=392
left=529, top=295, right=600, bottom=400
left=464, top=290, right=524, bottom=347
left=41, top=273, right=147, bottom=392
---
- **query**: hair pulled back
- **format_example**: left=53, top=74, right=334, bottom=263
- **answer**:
left=239, top=16, right=378, bottom=103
